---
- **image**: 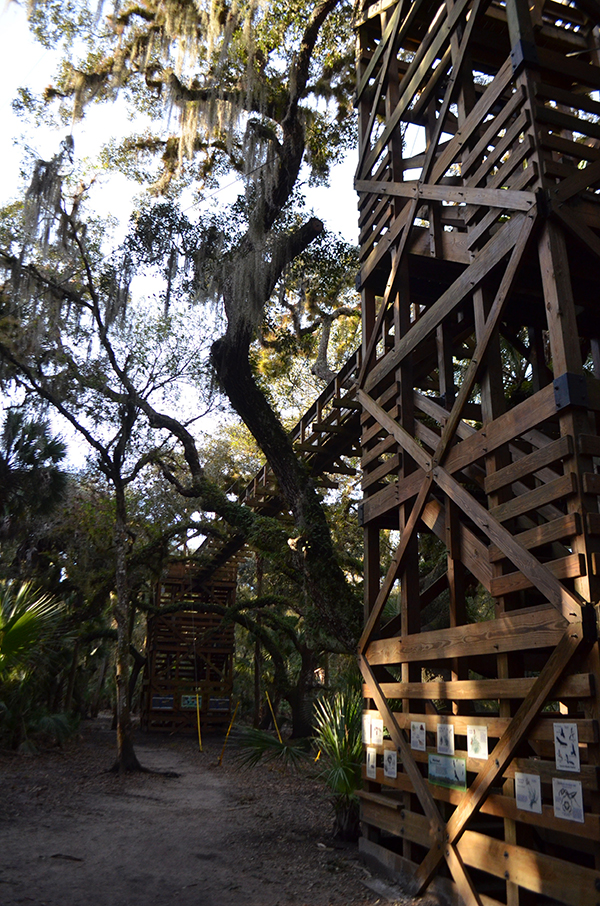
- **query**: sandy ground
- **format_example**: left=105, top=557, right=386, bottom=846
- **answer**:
left=0, top=718, right=412, bottom=906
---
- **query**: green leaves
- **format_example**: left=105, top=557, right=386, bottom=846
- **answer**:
left=233, top=726, right=310, bottom=769
left=312, top=690, right=363, bottom=838
left=312, top=690, right=363, bottom=796
left=0, top=580, right=65, bottom=679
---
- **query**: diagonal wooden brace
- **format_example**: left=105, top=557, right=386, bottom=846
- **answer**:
left=358, top=653, right=445, bottom=838
left=413, top=620, right=586, bottom=893
left=358, top=472, right=433, bottom=654
left=357, top=0, right=483, bottom=389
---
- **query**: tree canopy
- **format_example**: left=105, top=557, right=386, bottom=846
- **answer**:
left=0, top=0, right=366, bottom=764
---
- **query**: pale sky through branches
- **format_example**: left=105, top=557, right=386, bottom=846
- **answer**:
left=0, top=2, right=360, bottom=244
left=0, top=2, right=361, bottom=470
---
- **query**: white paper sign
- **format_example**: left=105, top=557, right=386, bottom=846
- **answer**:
left=411, top=721, right=426, bottom=751
left=553, top=722, right=580, bottom=772
left=515, top=772, right=542, bottom=814
left=383, top=749, right=397, bottom=779
left=553, top=777, right=584, bottom=823
left=437, top=723, right=455, bottom=755
left=371, top=718, right=384, bottom=747
left=362, top=714, right=372, bottom=744
left=366, top=746, right=377, bottom=779
left=467, top=725, right=488, bottom=760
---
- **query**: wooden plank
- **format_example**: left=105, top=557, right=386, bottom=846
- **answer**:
left=362, top=453, right=402, bottom=489
left=361, top=798, right=431, bottom=846
left=489, top=473, right=577, bottom=523
left=444, top=384, right=558, bottom=476
left=435, top=465, right=583, bottom=622
left=553, top=199, right=600, bottom=264
left=550, top=158, right=600, bottom=205
left=503, top=757, right=600, bottom=792
left=364, top=672, right=592, bottom=701
left=420, top=497, right=493, bottom=590
left=362, top=434, right=398, bottom=468
left=366, top=214, right=527, bottom=392
left=359, top=473, right=433, bottom=653
left=535, top=104, right=600, bottom=143
left=434, top=213, right=536, bottom=468
left=358, top=1, right=408, bottom=167
left=539, top=130, right=600, bottom=165
left=456, top=830, right=600, bottom=906
left=490, top=553, right=586, bottom=597
left=362, top=707, right=599, bottom=743
left=362, top=767, right=600, bottom=838
left=366, top=606, right=569, bottom=665
left=415, top=391, right=476, bottom=439
left=429, top=57, right=514, bottom=185
left=461, top=86, right=526, bottom=175
left=355, top=179, right=536, bottom=211
left=583, top=472, right=600, bottom=495
left=413, top=623, right=586, bottom=893
left=359, top=838, right=493, bottom=906
left=359, top=0, right=483, bottom=389
left=359, top=0, right=474, bottom=180
left=488, top=512, right=581, bottom=562
left=537, top=47, right=600, bottom=91
left=466, top=110, right=532, bottom=196
left=355, top=0, right=406, bottom=102
left=358, top=388, right=432, bottom=472
left=361, top=482, right=399, bottom=524
left=358, top=655, right=446, bottom=840
left=484, top=435, right=573, bottom=495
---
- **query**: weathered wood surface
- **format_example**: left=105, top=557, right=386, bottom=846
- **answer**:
left=357, top=0, right=600, bottom=900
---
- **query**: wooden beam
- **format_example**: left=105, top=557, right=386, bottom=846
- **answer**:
left=366, top=605, right=569, bottom=664
left=412, top=622, right=586, bottom=894
left=355, top=179, right=536, bottom=211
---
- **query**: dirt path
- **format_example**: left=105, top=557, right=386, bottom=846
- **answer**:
left=0, top=719, right=408, bottom=906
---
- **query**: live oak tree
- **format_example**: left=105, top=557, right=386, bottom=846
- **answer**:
left=2, top=2, right=364, bottom=764
left=0, top=182, right=220, bottom=767
left=15, top=0, right=362, bottom=647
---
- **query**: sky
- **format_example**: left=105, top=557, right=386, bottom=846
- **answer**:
left=0, top=2, right=362, bottom=470
left=0, top=2, right=360, bottom=244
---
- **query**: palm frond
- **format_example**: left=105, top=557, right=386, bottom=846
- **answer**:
left=233, top=727, right=309, bottom=770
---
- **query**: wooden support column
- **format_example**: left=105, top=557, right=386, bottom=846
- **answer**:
left=539, top=219, right=600, bottom=606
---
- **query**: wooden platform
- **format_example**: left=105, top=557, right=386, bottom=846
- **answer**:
left=355, top=0, right=600, bottom=902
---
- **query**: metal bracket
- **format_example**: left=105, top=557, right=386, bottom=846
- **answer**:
left=554, top=372, right=589, bottom=410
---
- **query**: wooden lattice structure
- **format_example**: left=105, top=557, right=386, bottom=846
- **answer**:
left=355, top=0, right=600, bottom=902
left=141, top=562, right=235, bottom=733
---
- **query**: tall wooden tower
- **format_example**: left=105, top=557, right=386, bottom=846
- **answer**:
left=355, top=0, right=600, bottom=902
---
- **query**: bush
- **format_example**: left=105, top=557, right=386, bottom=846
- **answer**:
left=312, top=690, right=363, bottom=840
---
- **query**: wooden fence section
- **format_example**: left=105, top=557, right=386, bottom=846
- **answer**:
left=141, top=562, right=236, bottom=733
left=355, top=0, right=600, bottom=902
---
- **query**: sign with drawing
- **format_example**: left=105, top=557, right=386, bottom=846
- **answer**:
left=515, top=772, right=542, bottom=814
left=553, top=723, right=580, bottom=772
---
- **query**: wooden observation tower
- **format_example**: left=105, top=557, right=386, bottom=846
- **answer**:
left=141, top=561, right=236, bottom=733
left=355, top=0, right=600, bottom=902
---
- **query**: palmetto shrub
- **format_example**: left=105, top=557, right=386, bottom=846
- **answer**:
left=0, top=580, right=75, bottom=751
left=312, top=690, right=363, bottom=840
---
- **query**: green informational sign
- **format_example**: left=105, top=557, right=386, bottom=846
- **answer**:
left=428, top=753, right=467, bottom=790
left=181, top=694, right=202, bottom=710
